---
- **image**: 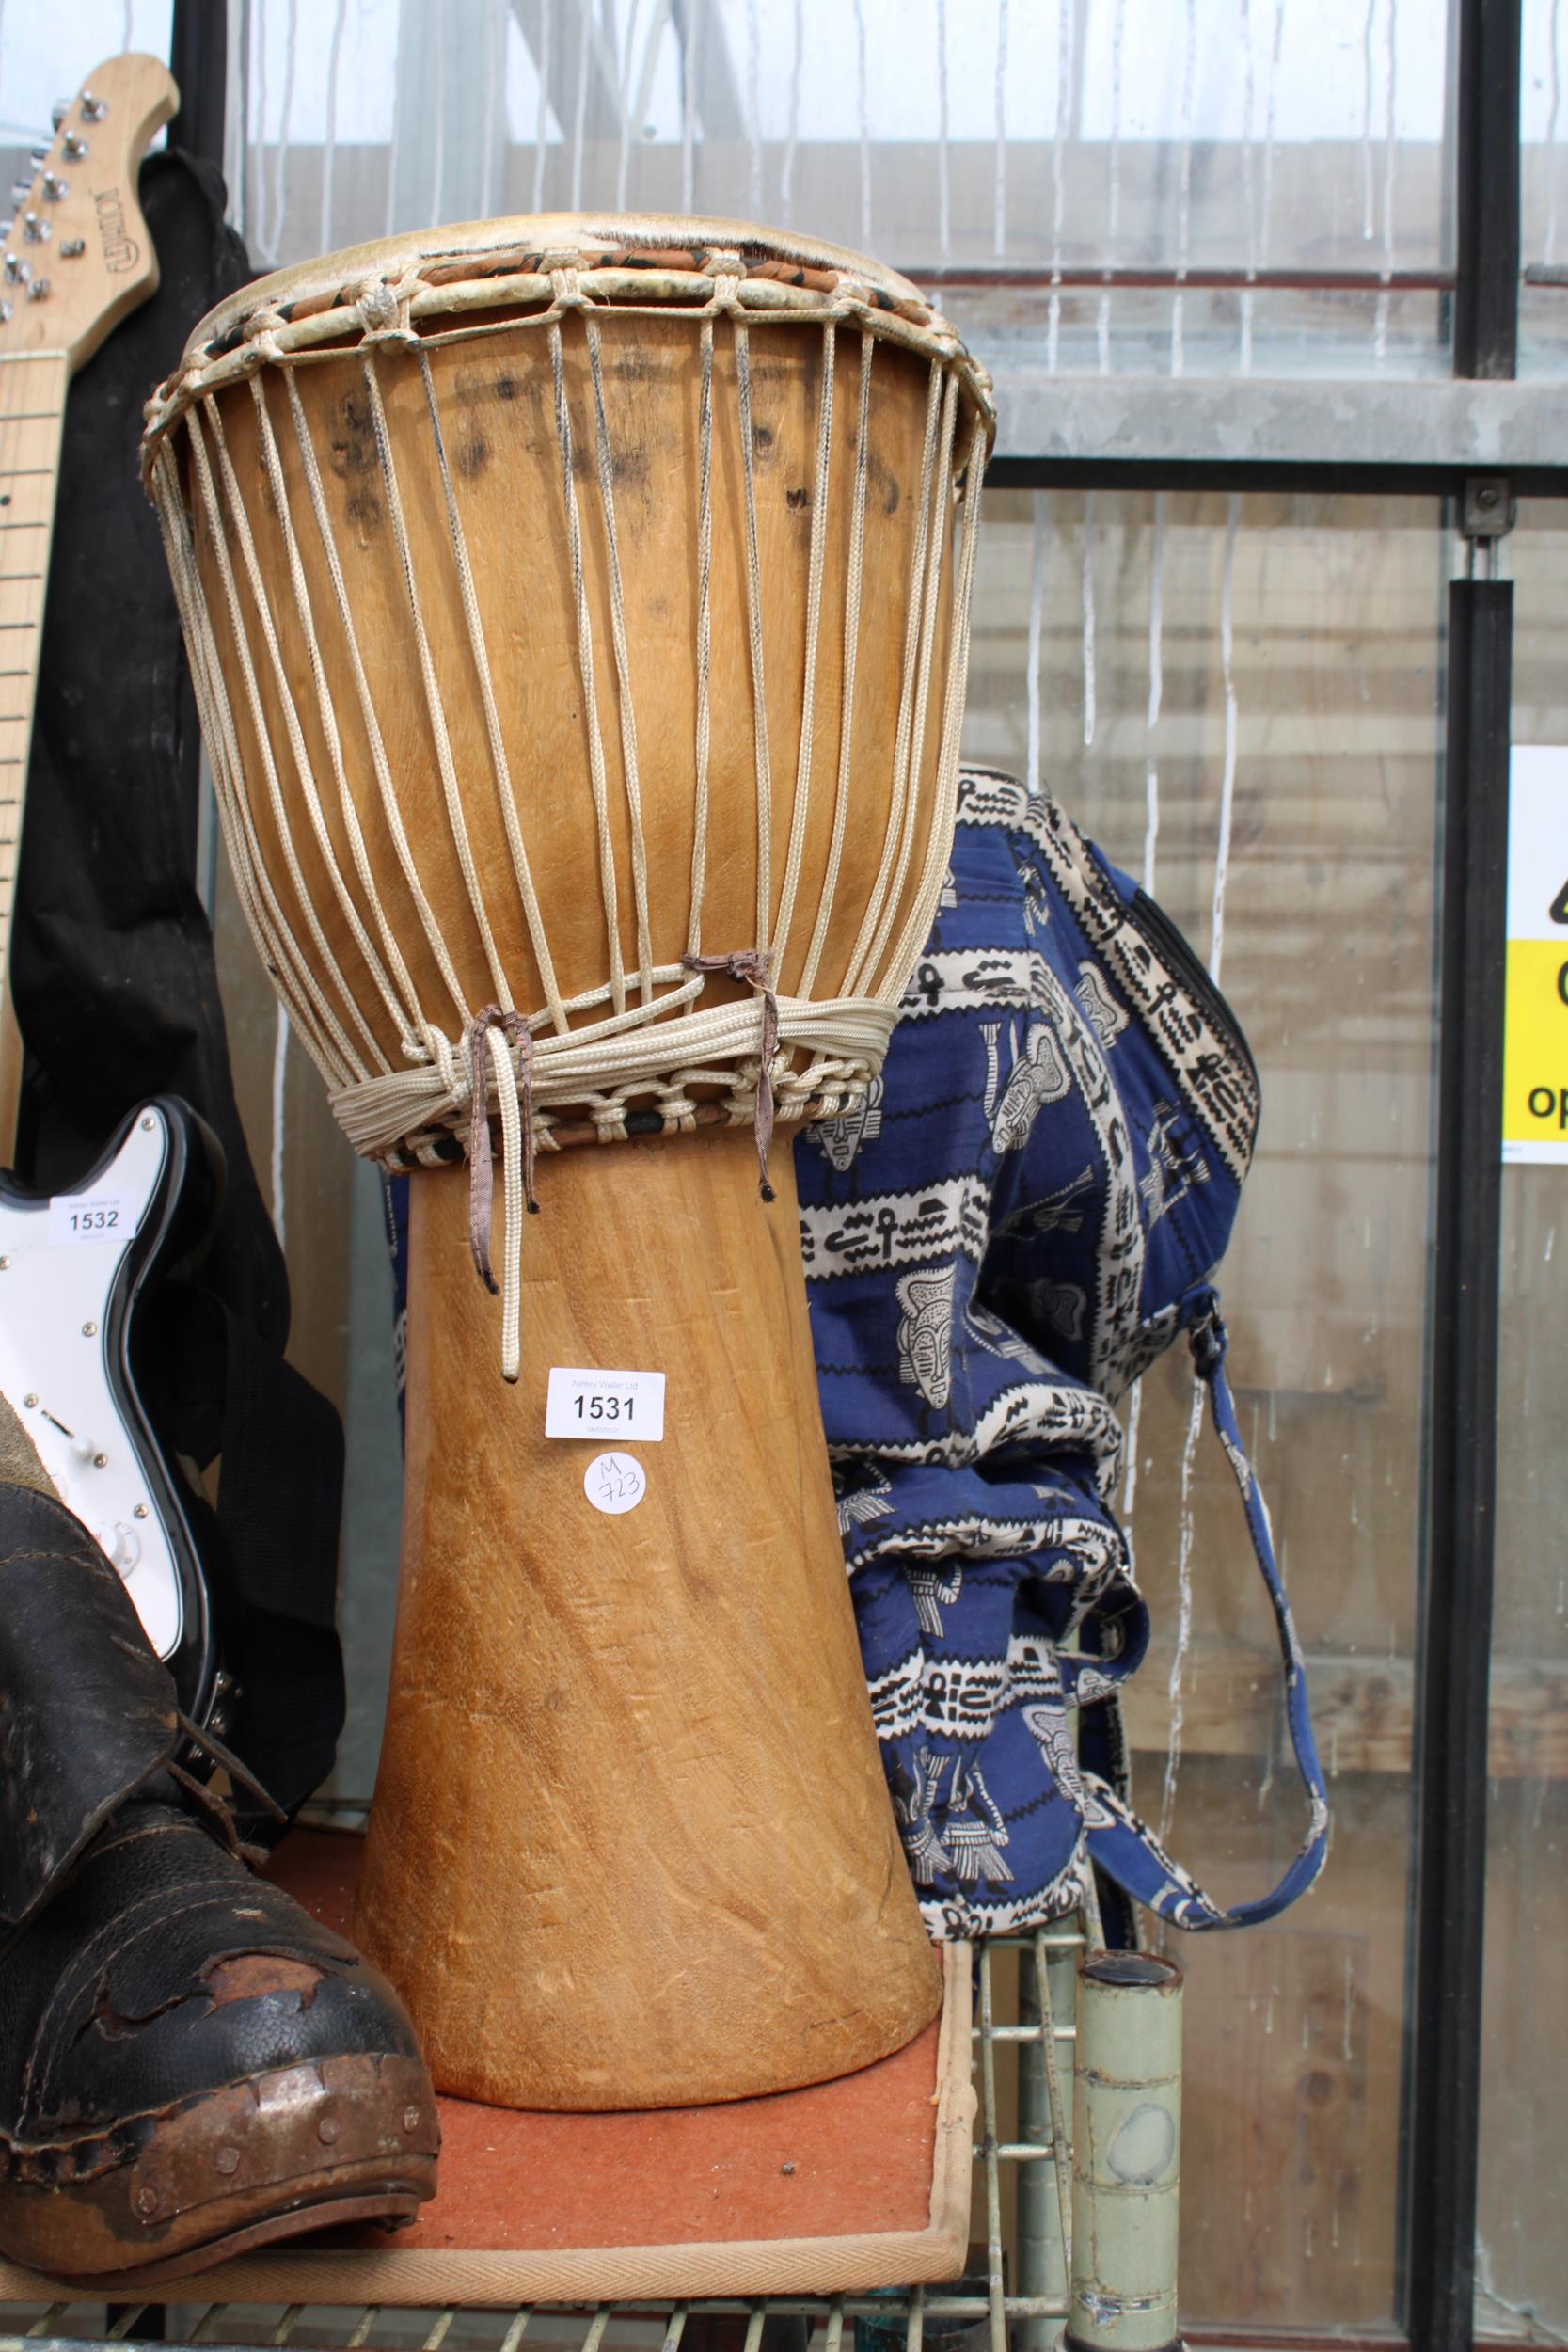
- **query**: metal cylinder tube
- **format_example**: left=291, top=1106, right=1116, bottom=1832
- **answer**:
left=1066, top=1950, right=1183, bottom=2352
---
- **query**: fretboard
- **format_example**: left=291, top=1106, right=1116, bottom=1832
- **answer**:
left=0, top=348, right=68, bottom=1161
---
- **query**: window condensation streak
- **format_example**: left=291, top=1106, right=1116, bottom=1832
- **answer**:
left=1377, top=0, right=1400, bottom=366
left=224, top=0, right=247, bottom=246
left=1210, top=493, right=1241, bottom=988
left=384, top=0, right=407, bottom=237
left=1240, top=0, right=1258, bottom=373
left=429, top=0, right=447, bottom=235
left=1548, top=0, right=1563, bottom=264
left=937, top=0, right=952, bottom=261
left=1259, top=0, right=1286, bottom=308
left=481, top=0, right=502, bottom=220
left=1081, top=492, right=1098, bottom=752
left=1172, top=0, right=1198, bottom=376
left=993, top=0, right=1008, bottom=261
left=252, top=0, right=269, bottom=252
left=320, top=0, right=347, bottom=254
left=614, top=0, right=638, bottom=212
left=1100, top=0, right=1128, bottom=374
left=1025, top=494, right=1050, bottom=802
left=1361, top=0, right=1380, bottom=245
left=1050, top=0, right=1073, bottom=375
left=781, top=0, right=803, bottom=224
left=854, top=0, right=872, bottom=246
left=571, top=0, right=592, bottom=215
left=681, top=0, right=697, bottom=214
left=1159, top=1366, right=1207, bottom=1848
left=746, top=0, right=763, bottom=222
left=1145, top=494, right=1165, bottom=901
left=269, top=0, right=298, bottom=262
left=533, top=0, right=552, bottom=214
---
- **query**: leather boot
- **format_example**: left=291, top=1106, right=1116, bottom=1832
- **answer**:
left=0, top=1403, right=439, bottom=2287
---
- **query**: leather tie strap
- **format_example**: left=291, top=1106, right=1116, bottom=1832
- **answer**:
left=681, top=950, right=779, bottom=1200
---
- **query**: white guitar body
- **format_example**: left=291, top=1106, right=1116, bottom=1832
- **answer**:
left=0, top=1096, right=219, bottom=1719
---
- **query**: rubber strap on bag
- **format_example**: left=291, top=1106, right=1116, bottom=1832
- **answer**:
left=1084, top=1293, right=1331, bottom=1930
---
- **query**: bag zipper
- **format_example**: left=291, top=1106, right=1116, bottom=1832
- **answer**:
left=1124, top=882, right=1259, bottom=1091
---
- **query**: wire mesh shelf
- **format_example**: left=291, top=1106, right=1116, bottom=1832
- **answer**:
left=0, top=1915, right=1098, bottom=2352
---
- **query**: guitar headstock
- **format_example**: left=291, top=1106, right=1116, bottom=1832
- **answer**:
left=0, top=53, right=178, bottom=372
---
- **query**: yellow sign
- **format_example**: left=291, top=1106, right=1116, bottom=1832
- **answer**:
left=1504, top=748, right=1568, bottom=1165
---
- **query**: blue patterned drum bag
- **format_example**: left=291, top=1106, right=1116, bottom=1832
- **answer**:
left=797, top=770, right=1329, bottom=1939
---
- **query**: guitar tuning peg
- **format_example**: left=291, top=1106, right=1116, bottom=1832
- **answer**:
left=51, top=100, right=69, bottom=130
left=0, top=223, right=12, bottom=244
left=41, top=173, right=67, bottom=200
left=0, top=300, right=12, bottom=326
left=3, top=255, right=31, bottom=286
left=80, top=92, right=108, bottom=122
left=23, top=214, right=48, bottom=244
left=61, top=133, right=87, bottom=161
left=11, top=183, right=33, bottom=206
left=25, top=278, right=50, bottom=302
left=27, top=146, right=48, bottom=169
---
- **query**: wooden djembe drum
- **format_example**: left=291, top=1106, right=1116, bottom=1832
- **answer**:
left=143, top=215, right=992, bottom=2112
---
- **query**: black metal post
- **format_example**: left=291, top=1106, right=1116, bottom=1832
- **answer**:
left=166, top=0, right=228, bottom=171
left=1405, top=573, right=1512, bottom=2352
left=1452, top=0, right=1522, bottom=378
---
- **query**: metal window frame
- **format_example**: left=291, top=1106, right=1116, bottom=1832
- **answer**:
left=135, top=5, right=1544, bottom=2348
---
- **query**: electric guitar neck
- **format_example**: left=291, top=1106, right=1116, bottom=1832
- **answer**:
left=0, top=52, right=179, bottom=1163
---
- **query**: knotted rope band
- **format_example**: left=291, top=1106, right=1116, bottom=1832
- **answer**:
left=459, top=959, right=798, bottom=1379
left=681, top=950, right=778, bottom=1200
left=467, top=1001, right=538, bottom=1293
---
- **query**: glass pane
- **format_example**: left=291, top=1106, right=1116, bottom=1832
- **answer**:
left=965, top=489, right=1443, bottom=2326
left=230, top=0, right=1459, bottom=382
left=1475, top=501, right=1568, bottom=2342
left=0, top=1, right=173, bottom=195
left=1521, top=0, right=1568, bottom=375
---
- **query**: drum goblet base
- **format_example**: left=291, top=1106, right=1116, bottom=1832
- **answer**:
left=353, top=1123, right=941, bottom=2112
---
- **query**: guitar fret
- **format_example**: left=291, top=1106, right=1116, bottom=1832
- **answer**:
left=0, top=348, right=66, bottom=1147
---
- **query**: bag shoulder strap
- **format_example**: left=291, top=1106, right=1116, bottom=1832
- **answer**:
left=1084, top=1295, right=1331, bottom=1930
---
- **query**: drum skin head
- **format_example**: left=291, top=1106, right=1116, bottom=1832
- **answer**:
left=173, top=212, right=961, bottom=375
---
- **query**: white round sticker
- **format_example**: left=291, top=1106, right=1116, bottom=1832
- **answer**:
left=583, top=1451, right=646, bottom=1516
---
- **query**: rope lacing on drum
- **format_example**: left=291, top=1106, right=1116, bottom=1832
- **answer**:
left=681, top=950, right=779, bottom=1201
left=467, top=1005, right=538, bottom=1383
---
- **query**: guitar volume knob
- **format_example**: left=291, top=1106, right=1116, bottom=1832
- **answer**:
left=103, top=1523, right=142, bottom=1579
